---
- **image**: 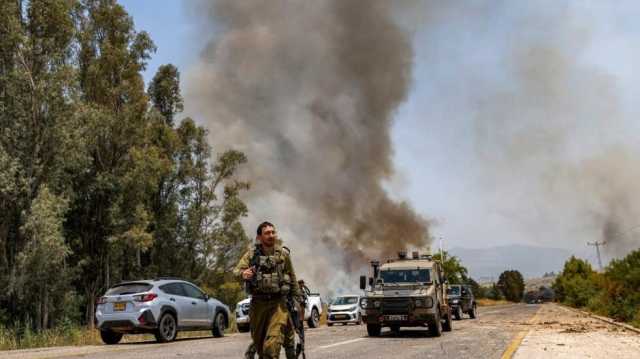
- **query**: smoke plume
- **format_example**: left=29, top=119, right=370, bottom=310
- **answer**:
left=415, top=1, right=640, bottom=263
left=186, top=0, right=428, bottom=291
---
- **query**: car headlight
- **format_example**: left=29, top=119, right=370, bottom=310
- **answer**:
left=348, top=305, right=358, bottom=312
left=425, top=297, right=434, bottom=308
left=414, top=297, right=434, bottom=308
left=452, top=299, right=459, bottom=304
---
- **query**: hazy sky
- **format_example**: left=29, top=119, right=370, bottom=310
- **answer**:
left=120, top=1, right=640, bottom=265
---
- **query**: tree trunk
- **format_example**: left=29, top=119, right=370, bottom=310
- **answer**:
left=105, top=253, right=110, bottom=289
left=87, top=290, right=96, bottom=330
left=42, top=287, right=49, bottom=330
left=35, top=287, right=42, bottom=332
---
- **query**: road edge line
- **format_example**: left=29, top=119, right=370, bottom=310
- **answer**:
left=500, top=305, right=542, bottom=359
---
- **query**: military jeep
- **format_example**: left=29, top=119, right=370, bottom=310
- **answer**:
left=447, top=284, right=477, bottom=320
left=359, top=251, right=452, bottom=337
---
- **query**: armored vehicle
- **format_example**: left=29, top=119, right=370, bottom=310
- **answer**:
left=447, top=284, right=477, bottom=320
left=359, top=251, right=453, bottom=337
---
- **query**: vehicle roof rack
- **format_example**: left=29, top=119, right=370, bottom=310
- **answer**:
left=153, top=276, right=184, bottom=281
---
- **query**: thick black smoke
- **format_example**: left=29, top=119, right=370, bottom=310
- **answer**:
left=186, top=0, right=429, bottom=290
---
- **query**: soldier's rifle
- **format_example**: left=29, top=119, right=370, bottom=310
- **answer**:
left=286, top=294, right=306, bottom=359
left=245, top=243, right=262, bottom=293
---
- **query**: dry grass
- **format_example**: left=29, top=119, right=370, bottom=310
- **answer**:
left=476, top=298, right=511, bottom=307
left=318, top=303, right=328, bottom=326
left=0, top=325, right=102, bottom=351
left=0, top=315, right=238, bottom=351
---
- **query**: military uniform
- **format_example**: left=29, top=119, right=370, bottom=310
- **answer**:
left=234, top=245, right=302, bottom=359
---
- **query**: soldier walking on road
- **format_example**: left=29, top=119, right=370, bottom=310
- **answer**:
left=234, top=222, right=303, bottom=359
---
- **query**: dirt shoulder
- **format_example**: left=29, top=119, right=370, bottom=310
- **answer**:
left=514, top=303, right=640, bottom=358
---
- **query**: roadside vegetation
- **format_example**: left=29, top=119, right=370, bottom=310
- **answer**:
left=553, top=250, right=640, bottom=328
left=0, top=0, right=250, bottom=349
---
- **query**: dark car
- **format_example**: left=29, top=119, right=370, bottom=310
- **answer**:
left=447, top=284, right=477, bottom=320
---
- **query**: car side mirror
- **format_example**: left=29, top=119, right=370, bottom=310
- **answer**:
left=204, top=294, right=209, bottom=302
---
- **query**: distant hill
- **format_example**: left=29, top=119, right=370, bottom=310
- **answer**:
left=449, top=244, right=575, bottom=281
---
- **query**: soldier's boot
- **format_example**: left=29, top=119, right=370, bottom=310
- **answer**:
left=284, top=345, right=296, bottom=359
left=244, top=343, right=256, bottom=359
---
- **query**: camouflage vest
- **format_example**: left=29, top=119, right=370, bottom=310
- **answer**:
left=252, top=247, right=292, bottom=295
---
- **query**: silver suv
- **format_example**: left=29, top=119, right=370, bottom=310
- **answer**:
left=95, top=278, right=229, bottom=344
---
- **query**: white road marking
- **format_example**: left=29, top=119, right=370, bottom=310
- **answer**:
left=317, top=338, right=366, bottom=349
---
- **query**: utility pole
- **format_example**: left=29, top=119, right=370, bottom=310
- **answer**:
left=587, top=241, right=606, bottom=271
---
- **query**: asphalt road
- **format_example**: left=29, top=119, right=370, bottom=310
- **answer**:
left=6, top=303, right=540, bottom=359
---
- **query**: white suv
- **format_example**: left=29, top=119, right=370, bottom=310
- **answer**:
left=95, top=278, right=229, bottom=344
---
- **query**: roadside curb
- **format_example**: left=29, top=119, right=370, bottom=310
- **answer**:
left=558, top=304, right=640, bottom=335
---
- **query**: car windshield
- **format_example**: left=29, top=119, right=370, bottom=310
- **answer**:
left=380, top=269, right=431, bottom=284
left=106, top=283, right=152, bottom=295
left=447, top=286, right=461, bottom=296
left=333, top=296, right=358, bottom=305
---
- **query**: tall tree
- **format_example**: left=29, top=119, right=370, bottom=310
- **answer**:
left=12, top=186, right=70, bottom=330
left=68, top=0, right=156, bottom=327
left=433, top=251, right=470, bottom=284
left=0, top=0, right=83, bottom=327
left=148, top=64, right=183, bottom=126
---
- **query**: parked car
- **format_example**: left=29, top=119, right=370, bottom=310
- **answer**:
left=95, top=278, right=230, bottom=344
left=235, top=298, right=251, bottom=333
left=327, top=294, right=362, bottom=326
left=447, top=284, right=477, bottom=320
left=235, top=290, right=324, bottom=331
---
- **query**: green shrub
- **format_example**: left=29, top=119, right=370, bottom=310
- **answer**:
left=553, top=256, right=599, bottom=308
left=597, top=249, right=640, bottom=322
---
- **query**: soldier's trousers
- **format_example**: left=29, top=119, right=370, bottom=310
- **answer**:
left=249, top=298, right=290, bottom=359
left=245, top=334, right=295, bottom=359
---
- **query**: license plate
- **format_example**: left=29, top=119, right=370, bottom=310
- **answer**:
left=384, top=315, right=407, bottom=321
left=335, top=314, right=348, bottom=320
left=113, top=302, right=126, bottom=311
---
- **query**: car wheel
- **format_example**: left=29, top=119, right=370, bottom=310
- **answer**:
left=469, top=304, right=477, bottom=319
left=155, top=312, right=178, bottom=343
left=366, top=323, right=381, bottom=337
left=100, top=329, right=123, bottom=345
left=307, top=307, right=320, bottom=328
left=356, top=314, right=362, bottom=325
left=212, top=311, right=226, bottom=337
left=454, top=306, right=462, bottom=320
left=429, top=307, right=442, bottom=337
left=443, top=308, right=453, bottom=332
left=237, top=323, right=250, bottom=333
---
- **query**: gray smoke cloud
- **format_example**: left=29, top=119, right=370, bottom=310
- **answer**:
left=418, top=1, right=640, bottom=262
left=185, top=0, right=429, bottom=292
